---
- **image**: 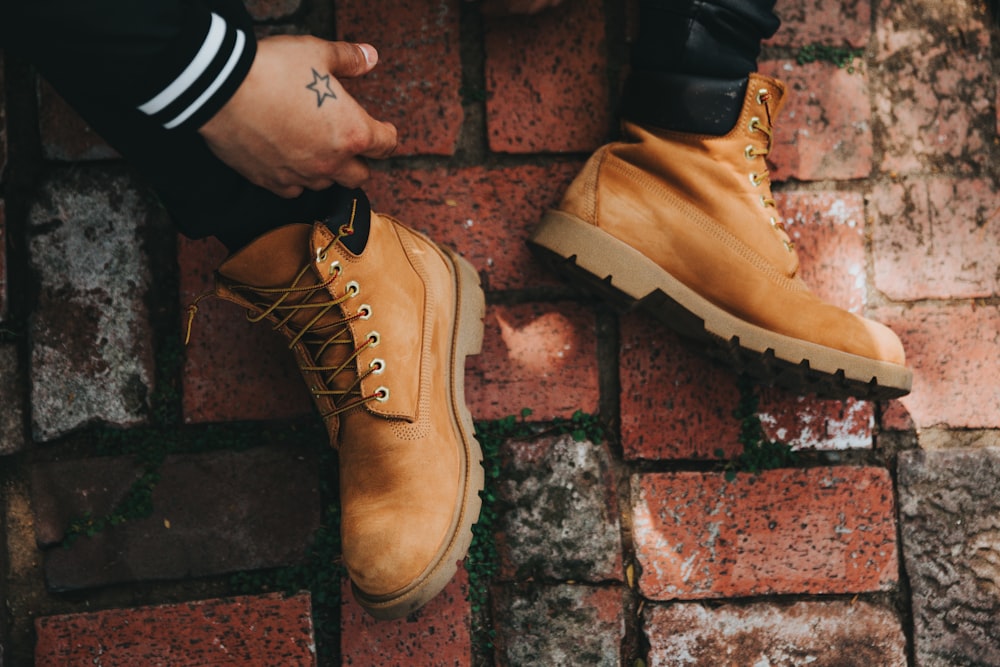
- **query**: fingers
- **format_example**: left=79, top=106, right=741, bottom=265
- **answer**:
left=359, top=120, right=399, bottom=160
left=326, top=41, right=379, bottom=78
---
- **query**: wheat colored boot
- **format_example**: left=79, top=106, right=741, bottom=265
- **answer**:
left=193, top=208, right=485, bottom=619
left=529, top=73, right=910, bottom=400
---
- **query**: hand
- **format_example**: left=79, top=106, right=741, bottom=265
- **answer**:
left=198, top=36, right=398, bottom=198
left=478, top=0, right=566, bottom=16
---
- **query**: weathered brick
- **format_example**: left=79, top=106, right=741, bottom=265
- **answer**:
left=496, top=434, right=621, bottom=582
left=340, top=568, right=471, bottom=665
left=491, top=584, right=624, bottom=667
left=0, top=345, right=25, bottom=455
left=34, top=446, right=321, bottom=591
left=759, top=60, right=872, bottom=182
left=363, top=163, right=581, bottom=291
left=336, top=0, right=463, bottom=156
left=466, top=302, right=599, bottom=421
left=38, top=80, right=117, bottom=162
left=27, top=168, right=156, bottom=441
left=35, top=593, right=315, bottom=667
left=179, top=236, right=312, bottom=425
left=870, top=177, right=1000, bottom=301
left=758, top=392, right=873, bottom=451
left=899, top=447, right=1000, bottom=667
left=777, top=191, right=867, bottom=313
left=766, top=0, right=871, bottom=48
left=484, top=0, right=611, bottom=153
left=632, top=467, right=897, bottom=600
left=873, top=3, right=992, bottom=175
left=645, top=599, right=906, bottom=667
left=877, top=303, right=1000, bottom=430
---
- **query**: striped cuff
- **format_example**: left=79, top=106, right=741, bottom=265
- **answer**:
left=137, top=12, right=255, bottom=131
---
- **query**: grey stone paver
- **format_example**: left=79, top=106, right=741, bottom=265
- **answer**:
left=899, top=447, right=1000, bottom=667
left=496, top=433, right=622, bottom=582
left=491, top=584, right=624, bottom=667
left=27, top=168, right=157, bottom=441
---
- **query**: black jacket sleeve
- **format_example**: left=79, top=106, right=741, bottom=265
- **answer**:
left=0, top=0, right=257, bottom=132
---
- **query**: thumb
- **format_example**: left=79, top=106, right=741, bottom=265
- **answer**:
left=326, top=42, right=379, bottom=78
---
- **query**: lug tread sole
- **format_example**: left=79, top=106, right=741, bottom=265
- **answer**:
left=529, top=210, right=912, bottom=401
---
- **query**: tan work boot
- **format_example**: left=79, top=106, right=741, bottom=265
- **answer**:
left=530, top=72, right=910, bottom=400
left=192, top=207, right=485, bottom=619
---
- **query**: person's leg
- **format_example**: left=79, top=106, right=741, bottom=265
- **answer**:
left=529, top=0, right=912, bottom=400
left=40, top=0, right=483, bottom=620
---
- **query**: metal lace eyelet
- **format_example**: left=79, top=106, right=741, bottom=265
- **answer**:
left=374, top=386, right=390, bottom=402
left=744, top=145, right=757, bottom=161
left=783, top=240, right=795, bottom=252
left=345, top=281, right=360, bottom=297
left=367, top=331, right=380, bottom=347
left=749, top=172, right=762, bottom=187
left=316, top=248, right=328, bottom=263
left=756, top=88, right=770, bottom=105
left=748, top=117, right=761, bottom=133
left=760, top=195, right=770, bottom=208
left=327, top=260, right=341, bottom=277
left=369, top=358, right=385, bottom=374
left=357, top=304, right=372, bottom=320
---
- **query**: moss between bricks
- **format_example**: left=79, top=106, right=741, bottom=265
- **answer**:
left=796, top=44, right=865, bottom=73
left=60, top=388, right=788, bottom=662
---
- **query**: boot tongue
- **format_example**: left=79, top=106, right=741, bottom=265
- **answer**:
left=217, top=224, right=314, bottom=287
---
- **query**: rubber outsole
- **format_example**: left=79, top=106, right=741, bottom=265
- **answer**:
left=350, top=245, right=486, bottom=620
left=529, top=210, right=912, bottom=401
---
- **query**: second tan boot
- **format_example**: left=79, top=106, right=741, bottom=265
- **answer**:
left=191, top=205, right=485, bottom=619
left=530, top=73, right=910, bottom=400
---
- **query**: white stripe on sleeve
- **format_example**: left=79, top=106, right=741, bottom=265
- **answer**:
left=161, top=28, right=246, bottom=129
left=138, top=12, right=226, bottom=115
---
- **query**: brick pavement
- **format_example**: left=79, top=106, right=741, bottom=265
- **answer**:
left=1, top=0, right=998, bottom=665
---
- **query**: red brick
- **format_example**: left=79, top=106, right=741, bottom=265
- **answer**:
left=766, top=0, right=871, bottom=48
left=874, top=8, right=992, bottom=176
left=620, top=314, right=742, bottom=461
left=179, top=236, right=312, bottom=424
left=336, top=0, right=463, bottom=156
left=363, top=163, right=581, bottom=291
left=877, top=302, right=1000, bottom=430
left=484, top=0, right=610, bottom=153
left=340, top=567, right=471, bottom=665
left=632, top=467, right=898, bottom=600
left=466, top=302, right=599, bottom=421
left=870, top=177, right=1000, bottom=301
left=645, top=599, right=907, bottom=667
left=35, top=593, right=315, bottom=666
left=38, top=80, right=117, bottom=161
left=759, top=60, right=872, bottom=182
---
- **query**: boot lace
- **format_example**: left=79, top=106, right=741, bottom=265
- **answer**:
left=746, top=88, right=794, bottom=253
left=185, top=200, right=389, bottom=419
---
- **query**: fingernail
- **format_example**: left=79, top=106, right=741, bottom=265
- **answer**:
left=356, top=43, right=377, bottom=66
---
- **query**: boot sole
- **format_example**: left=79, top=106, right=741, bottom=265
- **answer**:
left=350, top=245, right=486, bottom=619
left=529, top=210, right=912, bottom=401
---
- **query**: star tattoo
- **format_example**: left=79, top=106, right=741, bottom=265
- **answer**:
left=306, top=68, right=337, bottom=107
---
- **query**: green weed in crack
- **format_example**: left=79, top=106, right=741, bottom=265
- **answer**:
left=716, top=375, right=797, bottom=481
